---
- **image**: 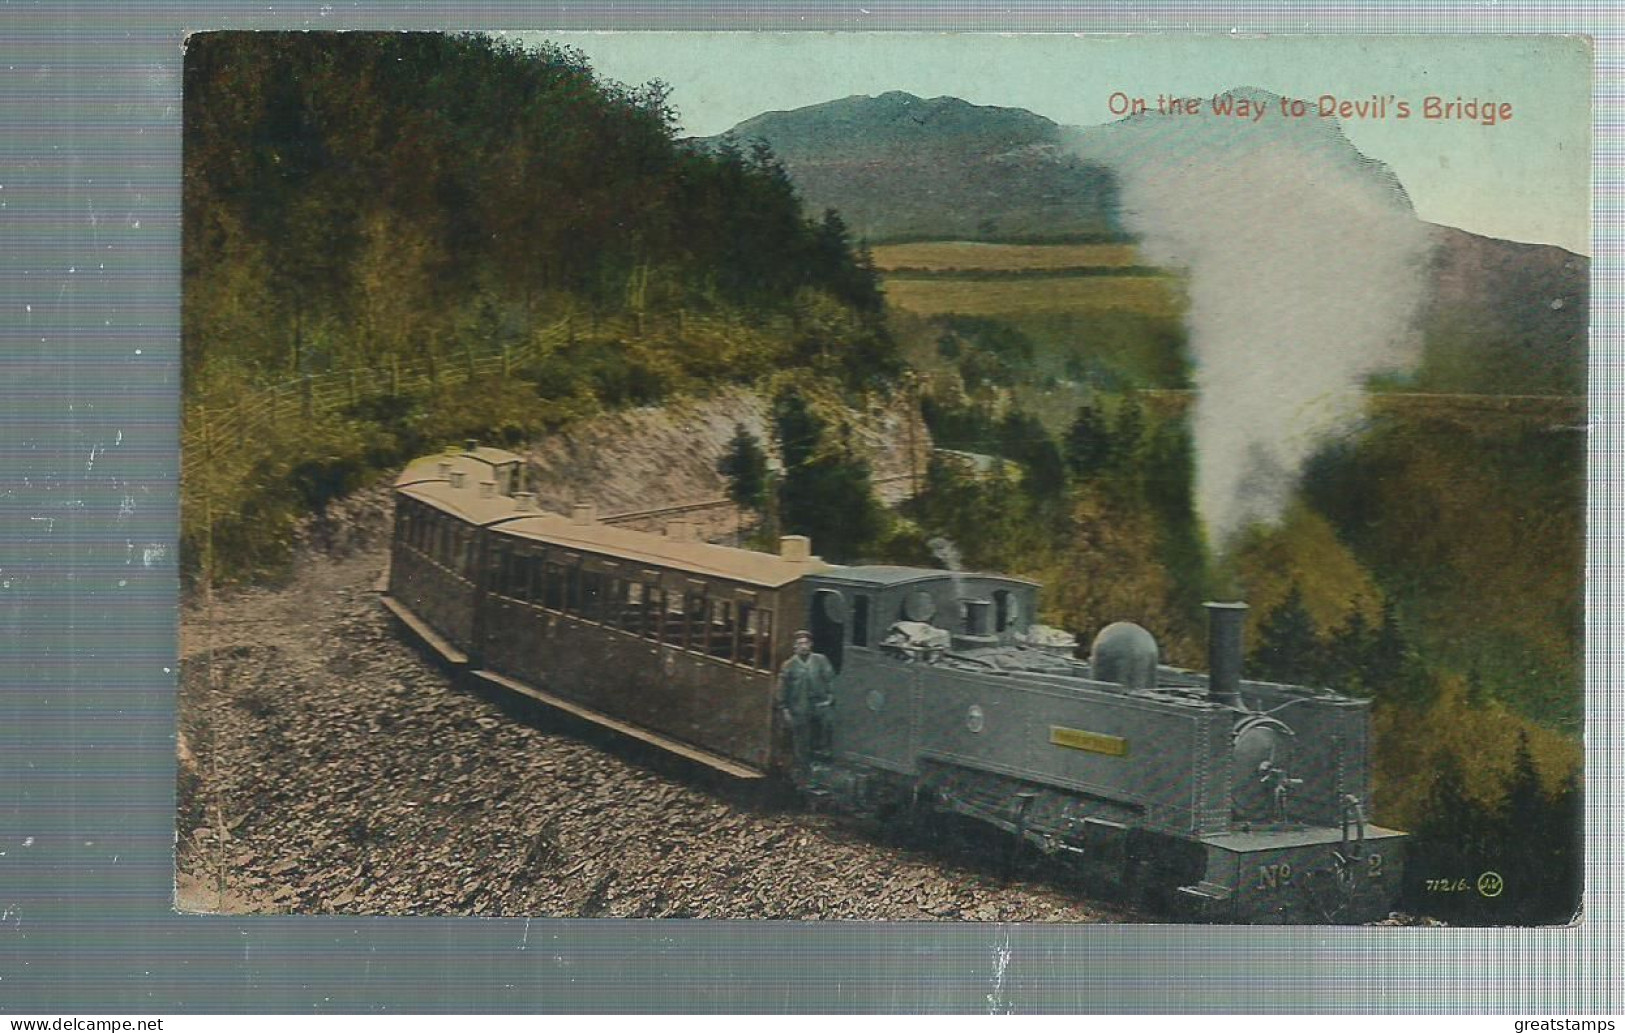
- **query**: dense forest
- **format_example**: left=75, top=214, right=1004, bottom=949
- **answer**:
left=183, top=32, right=896, bottom=580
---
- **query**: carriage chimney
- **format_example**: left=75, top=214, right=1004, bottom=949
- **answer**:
left=779, top=535, right=812, bottom=562
left=1205, top=601, right=1248, bottom=708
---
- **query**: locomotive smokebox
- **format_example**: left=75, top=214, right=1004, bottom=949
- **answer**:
left=1204, top=601, right=1248, bottom=708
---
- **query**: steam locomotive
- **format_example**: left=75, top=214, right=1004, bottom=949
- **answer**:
left=381, top=442, right=1406, bottom=923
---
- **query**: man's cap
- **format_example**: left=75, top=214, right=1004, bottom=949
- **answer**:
left=792, top=629, right=812, bottom=641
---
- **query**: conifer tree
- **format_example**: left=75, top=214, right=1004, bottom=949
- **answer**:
left=1112, top=391, right=1146, bottom=470
left=1499, top=732, right=1547, bottom=923
left=773, top=389, right=883, bottom=562
left=1252, top=586, right=1321, bottom=684
left=1064, top=403, right=1113, bottom=480
left=718, top=423, right=769, bottom=515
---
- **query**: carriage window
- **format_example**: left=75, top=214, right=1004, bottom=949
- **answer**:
left=542, top=561, right=566, bottom=611
left=622, top=584, right=638, bottom=633
left=499, top=548, right=516, bottom=599
left=517, top=549, right=536, bottom=603
left=757, top=609, right=774, bottom=670
left=511, top=550, right=530, bottom=601
left=852, top=594, right=871, bottom=647
left=738, top=604, right=758, bottom=667
left=642, top=586, right=665, bottom=642
left=663, top=590, right=687, bottom=646
left=565, top=564, right=583, bottom=614
left=684, top=592, right=707, bottom=653
left=707, top=599, right=736, bottom=661
left=580, top=570, right=603, bottom=622
left=515, top=550, right=531, bottom=601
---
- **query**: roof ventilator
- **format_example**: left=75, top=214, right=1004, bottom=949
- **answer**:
left=779, top=535, right=812, bottom=562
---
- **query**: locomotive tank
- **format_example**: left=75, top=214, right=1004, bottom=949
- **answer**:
left=798, top=568, right=1406, bottom=924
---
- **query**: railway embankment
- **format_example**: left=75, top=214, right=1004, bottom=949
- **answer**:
left=518, top=385, right=928, bottom=539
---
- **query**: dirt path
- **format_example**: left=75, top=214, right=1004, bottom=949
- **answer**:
left=174, top=492, right=1141, bottom=921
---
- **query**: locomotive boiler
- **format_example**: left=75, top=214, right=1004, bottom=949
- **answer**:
left=382, top=443, right=1406, bottom=923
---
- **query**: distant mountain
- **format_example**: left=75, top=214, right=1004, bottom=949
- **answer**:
left=1417, top=224, right=1588, bottom=394
left=699, top=92, right=1122, bottom=242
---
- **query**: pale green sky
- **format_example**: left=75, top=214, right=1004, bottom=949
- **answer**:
left=513, top=32, right=1591, bottom=256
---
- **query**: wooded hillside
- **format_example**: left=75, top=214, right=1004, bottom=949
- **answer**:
left=183, top=32, right=896, bottom=580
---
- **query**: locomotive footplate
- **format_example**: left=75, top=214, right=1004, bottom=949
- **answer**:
left=1179, top=824, right=1408, bottom=924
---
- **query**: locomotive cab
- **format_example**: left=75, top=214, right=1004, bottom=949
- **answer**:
left=803, top=567, right=1043, bottom=665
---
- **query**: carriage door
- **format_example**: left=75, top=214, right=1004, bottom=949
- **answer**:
left=810, top=589, right=846, bottom=673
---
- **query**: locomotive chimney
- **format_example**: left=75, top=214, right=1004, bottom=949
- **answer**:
left=464, top=438, right=478, bottom=453
left=1205, top=601, right=1248, bottom=708
left=570, top=502, right=597, bottom=525
left=779, top=535, right=812, bottom=562
left=512, top=492, right=536, bottom=512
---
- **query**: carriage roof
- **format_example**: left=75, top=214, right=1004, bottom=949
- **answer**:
left=395, top=449, right=830, bottom=589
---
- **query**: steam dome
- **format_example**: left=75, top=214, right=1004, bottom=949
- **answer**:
left=1089, top=622, right=1159, bottom=690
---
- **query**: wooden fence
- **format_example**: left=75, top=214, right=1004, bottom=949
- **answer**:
left=181, top=319, right=576, bottom=486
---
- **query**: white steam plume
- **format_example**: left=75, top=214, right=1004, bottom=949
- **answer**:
left=1074, top=94, right=1432, bottom=549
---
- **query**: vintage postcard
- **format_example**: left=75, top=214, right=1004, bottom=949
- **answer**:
left=176, top=32, right=1588, bottom=925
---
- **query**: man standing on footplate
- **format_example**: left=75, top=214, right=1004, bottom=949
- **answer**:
left=777, top=629, right=835, bottom=781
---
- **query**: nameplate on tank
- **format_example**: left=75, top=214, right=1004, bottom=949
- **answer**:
left=1049, top=726, right=1128, bottom=757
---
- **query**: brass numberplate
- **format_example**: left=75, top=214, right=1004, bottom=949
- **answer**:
left=1049, top=726, right=1128, bottom=757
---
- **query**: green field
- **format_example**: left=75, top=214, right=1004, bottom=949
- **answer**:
left=872, top=240, right=1146, bottom=272
left=883, top=274, right=1184, bottom=318
left=881, top=241, right=1192, bottom=422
